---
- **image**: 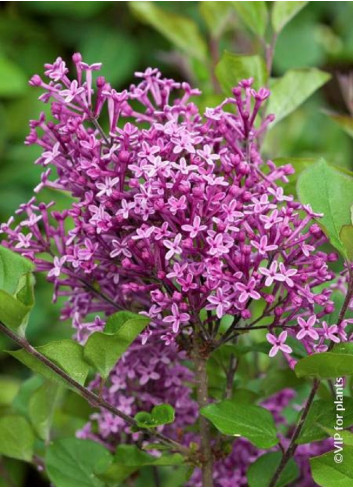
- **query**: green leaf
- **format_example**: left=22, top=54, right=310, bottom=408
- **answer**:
left=15, top=272, right=35, bottom=307
left=0, top=290, right=32, bottom=332
left=247, top=452, right=299, bottom=486
left=104, top=310, right=149, bottom=334
left=9, top=339, right=90, bottom=388
left=327, top=113, right=353, bottom=139
left=310, top=446, right=353, bottom=487
left=298, top=398, right=353, bottom=444
left=29, top=381, right=62, bottom=441
left=84, top=312, right=149, bottom=379
left=340, top=225, right=353, bottom=261
left=0, top=247, right=35, bottom=333
left=0, top=415, right=34, bottom=462
left=295, top=352, right=353, bottom=379
left=130, top=2, right=207, bottom=61
left=271, top=2, right=308, bottom=33
left=231, top=1, right=268, bottom=37
left=267, top=69, right=331, bottom=126
left=297, top=159, right=353, bottom=257
left=135, top=404, right=175, bottom=429
left=0, top=246, right=33, bottom=294
left=45, top=437, right=113, bottom=487
left=216, top=51, right=267, bottom=94
left=200, top=2, right=232, bottom=38
left=201, top=400, right=278, bottom=449
left=0, top=58, right=27, bottom=97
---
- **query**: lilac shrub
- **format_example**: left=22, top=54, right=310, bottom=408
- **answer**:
left=1, top=54, right=347, bottom=486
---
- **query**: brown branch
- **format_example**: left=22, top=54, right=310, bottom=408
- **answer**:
left=269, top=379, right=320, bottom=486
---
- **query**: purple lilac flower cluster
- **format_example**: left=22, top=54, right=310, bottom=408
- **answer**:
left=0, top=55, right=345, bottom=486
left=1, top=55, right=343, bottom=364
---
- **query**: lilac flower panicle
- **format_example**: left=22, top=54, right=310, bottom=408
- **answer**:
left=1, top=55, right=344, bottom=486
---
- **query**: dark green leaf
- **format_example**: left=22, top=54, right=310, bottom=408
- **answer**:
left=84, top=312, right=149, bottom=379
left=231, top=2, right=268, bottom=37
left=0, top=415, right=34, bottom=462
left=295, top=352, right=353, bottom=379
left=45, top=437, right=113, bottom=487
left=216, top=51, right=267, bottom=94
left=247, top=452, right=299, bottom=486
left=297, top=159, right=353, bottom=257
left=271, top=2, right=308, bottom=33
left=130, top=2, right=207, bottom=61
left=9, top=339, right=90, bottom=387
left=267, top=69, right=330, bottom=126
left=135, top=404, right=175, bottom=428
left=201, top=400, right=278, bottom=449
left=310, top=446, right=353, bottom=487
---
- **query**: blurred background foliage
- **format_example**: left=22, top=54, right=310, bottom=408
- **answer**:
left=0, top=1, right=353, bottom=485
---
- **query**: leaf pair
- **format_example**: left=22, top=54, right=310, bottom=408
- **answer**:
left=9, top=311, right=150, bottom=390
left=134, top=404, right=175, bottom=429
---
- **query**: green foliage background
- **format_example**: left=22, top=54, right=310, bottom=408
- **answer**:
left=0, top=1, right=353, bottom=485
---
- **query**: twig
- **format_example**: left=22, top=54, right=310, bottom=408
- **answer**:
left=269, top=379, right=320, bottom=486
